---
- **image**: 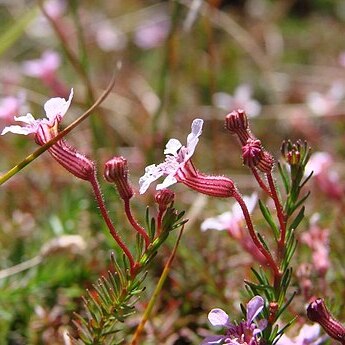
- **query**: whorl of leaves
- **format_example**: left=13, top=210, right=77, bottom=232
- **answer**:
left=70, top=206, right=186, bottom=344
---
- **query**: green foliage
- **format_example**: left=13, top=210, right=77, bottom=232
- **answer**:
left=70, top=206, right=186, bottom=344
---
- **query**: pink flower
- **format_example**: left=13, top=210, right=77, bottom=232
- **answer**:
left=134, top=19, right=170, bottom=49
left=22, top=51, right=61, bottom=82
left=1, top=90, right=73, bottom=137
left=22, top=51, right=67, bottom=97
left=306, top=81, right=345, bottom=116
left=277, top=324, right=324, bottom=345
left=0, top=93, right=26, bottom=124
left=306, top=152, right=343, bottom=201
left=201, top=193, right=267, bottom=265
left=95, top=21, right=127, bottom=52
left=201, top=193, right=257, bottom=235
left=202, top=296, right=267, bottom=345
left=1, top=89, right=95, bottom=182
left=301, top=220, right=330, bottom=276
left=140, top=119, right=203, bottom=193
left=139, top=119, right=235, bottom=197
left=213, top=84, right=261, bottom=117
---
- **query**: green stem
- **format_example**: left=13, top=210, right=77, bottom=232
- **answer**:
left=129, top=227, right=184, bottom=345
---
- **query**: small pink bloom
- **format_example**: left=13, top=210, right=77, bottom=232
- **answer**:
left=201, top=193, right=257, bottom=235
left=139, top=119, right=203, bottom=193
left=202, top=296, right=267, bottom=345
left=277, top=324, right=324, bottom=345
left=95, top=21, right=127, bottom=52
left=1, top=90, right=95, bottom=181
left=213, top=84, right=261, bottom=117
left=1, top=89, right=73, bottom=137
left=201, top=193, right=268, bottom=265
left=22, top=50, right=61, bottom=82
left=306, top=152, right=343, bottom=200
left=306, top=81, right=345, bottom=116
left=0, top=93, right=26, bottom=123
left=139, top=119, right=235, bottom=197
left=301, top=220, right=330, bottom=276
left=134, top=19, right=170, bottom=49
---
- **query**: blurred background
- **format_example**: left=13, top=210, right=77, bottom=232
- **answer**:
left=0, top=0, right=345, bottom=344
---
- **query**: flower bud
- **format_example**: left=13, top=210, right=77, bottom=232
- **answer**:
left=104, top=156, right=134, bottom=200
left=307, top=298, right=345, bottom=343
left=155, top=189, right=175, bottom=212
left=225, top=109, right=251, bottom=145
left=242, top=139, right=274, bottom=173
left=281, top=140, right=301, bottom=165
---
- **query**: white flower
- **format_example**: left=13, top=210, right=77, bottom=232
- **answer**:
left=306, top=81, right=345, bottom=116
left=304, top=152, right=333, bottom=177
left=139, top=118, right=203, bottom=194
left=213, top=84, right=261, bottom=117
left=1, top=89, right=73, bottom=136
left=277, top=324, right=324, bottom=345
left=201, top=193, right=258, bottom=233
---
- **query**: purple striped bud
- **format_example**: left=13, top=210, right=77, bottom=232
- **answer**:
left=104, top=156, right=134, bottom=200
left=225, top=109, right=252, bottom=145
left=155, top=189, right=175, bottom=212
left=307, top=298, right=345, bottom=343
left=242, top=139, right=274, bottom=173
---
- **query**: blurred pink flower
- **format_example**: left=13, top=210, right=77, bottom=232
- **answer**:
left=134, top=19, right=170, bottom=49
left=301, top=217, right=330, bottom=276
left=306, top=152, right=343, bottom=201
left=201, top=193, right=257, bottom=235
left=95, top=21, right=127, bottom=52
left=213, top=84, right=261, bottom=117
left=22, top=50, right=61, bottom=83
left=0, top=93, right=26, bottom=124
left=277, top=324, right=324, bottom=345
left=201, top=193, right=268, bottom=265
left=306, top=81, right=345, bottom=116
left=22, top=51, right=67, bottom=96
left=43, top=0, right=66, bottom=19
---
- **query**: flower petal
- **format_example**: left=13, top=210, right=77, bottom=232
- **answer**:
left=208, top=308, right=230, bottom=327
left=139, top=164, right=163, bottom=194
left=246, top=296, right=264, bottom=323
left=13, top=113, right=37, bottom=124
left=1, top=125, right=34, bottom=135
left=157, top=174, right=177, bottom=190
left=201, top=335, right=226, bottom=345
left=186, top=118, right=203, bottom=158
left=44, top=89, right=73, bottom=122
left=201, top=212, right=233, bottom=232
left=295, top=324, right=320, bottom=344
left=164, top=138, right=182, bottom=156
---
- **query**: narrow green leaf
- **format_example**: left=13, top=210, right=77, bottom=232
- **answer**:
left=257, top=232, right=271, bottom=254
left=277, top=162, right=290, bottom=193
left=288, top=191, right=310, bottom=216
left=258, top=200, right=280, bottom=239
left=0, top=7, right=39, bottom=56
left=288, top=206, right=305, bottom=232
